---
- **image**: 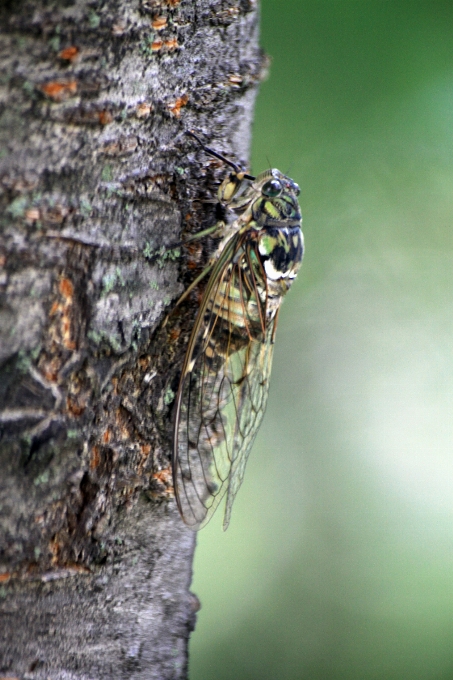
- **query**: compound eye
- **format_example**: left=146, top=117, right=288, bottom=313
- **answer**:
left=292, top=182, right=300, bottom=196
left=262, top=179, right=282, bottom=197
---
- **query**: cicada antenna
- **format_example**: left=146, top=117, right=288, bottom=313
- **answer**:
left=186, top=130, right=256, bottom=181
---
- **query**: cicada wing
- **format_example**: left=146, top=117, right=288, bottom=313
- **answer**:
left=222, top=327, right=275, bottom=530
left=173, top=236, right=277, bottom=530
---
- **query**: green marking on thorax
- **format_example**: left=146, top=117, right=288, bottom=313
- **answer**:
left=260, top=234, right=277, bottom=255
left=265, top=201, right=280, bottom=219
left=278, top=231, right=291, bottom=251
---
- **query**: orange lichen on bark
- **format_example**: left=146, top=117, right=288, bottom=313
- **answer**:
left=136, top=102, right=152, bottom=118
left=168, top=94, right=188, bottom=117
left=151, top=37, right=179, bottom=52
left=49, top=300, right=60, bottom=316
left=168, top=327, right=181, bottom=343
left=58, top=46, right=80, bottom=62
left=140, top=443, right=151, bottom=458
left=187, top=259, right=199, bottom=270
left=59, top=277, right=74, bottom=300
left=164, top=38, right=179, bottom=51
left=44, top=276, right=77, bottom=361
left=55, top=277, right=76, bottom=350
left=152, top=16, right=167, bottom=30
left=150, top=468, right=174, bottom=497
left=61, top=316, right=72, bottom=346
left=98, top=110, right=113, bottom=125
left=102, top=428, right=112, bottom=444
left=90, top=445, right=101, bottom=470
left=185, top=241, right=203, bottom=269
left=49, top=534, right=64, bottom=565
left=62, top=331, right=76, bottom=351
left=40, top=80, right=78, bottom=102
left=42, top=356, right=61, bottom=382
left=112, top=408, right=132, bottom=442
left=49, top=534, right=92, bottom=571
left=137, top=443, right=152, bottom=474
left=66, top=395, right=86, bottom=417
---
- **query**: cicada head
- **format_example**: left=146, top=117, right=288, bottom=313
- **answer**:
left=250, top=169, right=302, bottom=228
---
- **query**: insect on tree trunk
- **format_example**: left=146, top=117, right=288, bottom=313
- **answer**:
left=0, top=1, right=264, bottom=677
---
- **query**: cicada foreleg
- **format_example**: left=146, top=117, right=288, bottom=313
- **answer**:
left=186, top=130, right=256, bottom=213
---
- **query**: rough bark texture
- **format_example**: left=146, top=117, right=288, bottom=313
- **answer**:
left=0, top=0, right=263, bottom=677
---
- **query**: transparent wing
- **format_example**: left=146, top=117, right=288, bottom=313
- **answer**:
left=173, top=236, right=277, bottom=530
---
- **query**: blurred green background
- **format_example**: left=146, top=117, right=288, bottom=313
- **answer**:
left=190, top=2, right=453, bottom=678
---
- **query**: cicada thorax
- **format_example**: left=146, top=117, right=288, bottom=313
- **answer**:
left=257, top=225, right=304, bottom=294
left=207, top=171, right=304, bottom=340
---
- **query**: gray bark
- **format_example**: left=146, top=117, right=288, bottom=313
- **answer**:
left=0, top=0, right=263, bottom=677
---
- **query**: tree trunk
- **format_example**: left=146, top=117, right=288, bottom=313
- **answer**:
left=0, top=1, right=263, bottom=677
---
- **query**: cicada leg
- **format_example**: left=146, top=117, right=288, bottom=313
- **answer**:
left=183, top=221, right=224, bottom=244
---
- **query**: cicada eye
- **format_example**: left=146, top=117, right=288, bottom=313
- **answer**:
left=292, top=182, right=300, bottom=196
left=262, top=179, right=282, bottom=197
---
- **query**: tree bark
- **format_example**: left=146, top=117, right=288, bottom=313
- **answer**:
left=0, top=1, right=263, bottom=677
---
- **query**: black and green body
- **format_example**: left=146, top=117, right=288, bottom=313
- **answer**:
left=173, top=138, right=304, bottom=530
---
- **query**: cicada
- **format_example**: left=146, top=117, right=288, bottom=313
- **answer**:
left=172, top=132, right=304, bottom=530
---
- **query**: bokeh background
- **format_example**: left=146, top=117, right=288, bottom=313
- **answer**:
left=190, top=2, right=453, bottom=678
